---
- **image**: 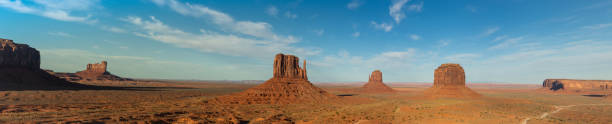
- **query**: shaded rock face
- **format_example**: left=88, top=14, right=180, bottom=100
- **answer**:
left=0, top=38, right=91, bottom=90
left=73, top=61, right=130, bottom=81
left=0, top=38, right=40, bottom=69
left=210, top=53, right=335, bottom=104
left=361, top=70, right=395, bottom=93
left=433, top=63, right=465, bottom=88
left=542, top=79, right=612, bottom=91
left=424, top=63, right=480, bottom=98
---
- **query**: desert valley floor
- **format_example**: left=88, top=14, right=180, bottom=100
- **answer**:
left=1, top=81, right=610, bottom=124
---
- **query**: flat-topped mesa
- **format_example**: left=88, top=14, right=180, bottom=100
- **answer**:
left=85, top=61, right=108, bottom=73
left=542, top=79, right=612, bottom=91
left=272, top=53, right=308, bottom=80
left=0, top=38, right=40, bottom=69
left=369, top=70, right=383, bottom=83
left=433, top=63, right=466, bottom=88
left=425, top=63, right=480, bottom=98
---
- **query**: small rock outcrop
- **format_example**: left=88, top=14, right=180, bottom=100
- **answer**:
left=73, top=61, right=130, bottom=81
left=542, top=79, right=612, bottom=91
left=424, top=63, right=480, bottom=98
left=361, top=70, right=395, bottom=93
left=210, top=53, right=336, bottom=104
left=0, top=38, right=90, bottom=90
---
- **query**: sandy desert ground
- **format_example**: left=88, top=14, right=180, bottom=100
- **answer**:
left=1, top=81, right=610, bottom=124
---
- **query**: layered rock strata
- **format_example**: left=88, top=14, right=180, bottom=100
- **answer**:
left=361, top=70, right=395, bottom=93
left=424, top=63, right=481, bottom=98
left=542, top=79, right=612, bottom=91
left=210, top=53, right=335, bottom=104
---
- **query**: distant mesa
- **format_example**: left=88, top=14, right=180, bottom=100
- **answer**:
left=361, top=70, right=395, bottom=93
left=210, top=53, right=336, bottom=104
left=424, top=63, right=481, bottom=98
left=74, top=61, right=131, bottom=81
left=542, top=79, right=612, bottom=91
left=0, top=38, right=90, bottom=90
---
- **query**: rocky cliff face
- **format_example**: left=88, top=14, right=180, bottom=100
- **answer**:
left=425, top=63, right=480, bottom=98
left=273, top=54, right=307, bottom=80
left=0, top=38, right=40, bottom=69
left=73, top=61, right=130, bottom=81
left=362, top=70, right=394, bottom=93
left=210, top=53, right=335, bottom=104
left=542, top=79, right=612, bottom=91
left=433, top=63, right=466, bottom=88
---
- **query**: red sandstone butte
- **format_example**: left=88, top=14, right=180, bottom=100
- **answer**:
left=542, top=79, right=612, bottom=91
left=0, top=38, right=87, bottom=90
left=210, top=53, right=336, bottom=104
left=361, top=70, right=395, bottom=93
left=74, top=61, right=130, bottom=81
left=424, top=63, right=481, bottom=98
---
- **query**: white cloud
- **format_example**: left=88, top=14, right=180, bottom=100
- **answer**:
left=151, top=0, right=296, bottom=43
left=101, top=26, right=127, bottom=33
left=489, top=36, right=523, bottom=50
left=285, top=11, right=298, bottom=19
left=389, top=0, right=410, bottom=23
left=408, top=1, right=423, bottom=12
left=493, top=35, right=507, bottom=42
left=123, top=16, right=319, bottom=59
left=347, top=0, right=363, bottom=10
left=48, top=32, right=73, bottom=37
left=266, top=6, right=278, bottom=16
left=481, top=26, right=500, bottom=37
left=352, top=32, right=360, bottom=37
left=314, top=29, right=324, bottom=36
left=582, top=23, right=612, bottom=29
left=0, top=0, right=98, bottom=23
left=409, top=34, right=421, bottom=40
left=371, top=21, right=393, bottom=32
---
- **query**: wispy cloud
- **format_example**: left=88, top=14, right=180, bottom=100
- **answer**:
left=352, top=32, right=360, bottom=37
left=488, top=36, right=524, bottom=50
left=409, top=34, right=421, bottom=40
left=347, top=0, right=363, bottom=10
left=100, top=26, right=127, bottom=33
left=0, top=0, right=98, bottom=23
left=314, top=29, right=325, bottom=36
left=389, top=0, right=422, bottom=24
left=48, top=31, right=73, bottom=37
left=582, top=23, right=612, bottom=29
left=266, top=6, right=278, bottom=16
left=466, top=5, right=477, bottom=13
left=371, top=21, right=393, bottom=32
left=481, top=26, right=500, bottom=37
left=123, top=16, right=319, bottom=59
left=284, top=11, right=298, bottom=19
left=444, top=53, right=481, bottom=62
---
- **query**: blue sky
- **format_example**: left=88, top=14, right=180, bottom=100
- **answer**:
left=1, top=0, right=612, bottom=83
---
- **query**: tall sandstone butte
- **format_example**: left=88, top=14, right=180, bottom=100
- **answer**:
left=0, top=38, right=87, bottom=90
left=74, top=61, right=129, bottom=81
left=424, top=63, right=480, bottom=98
left=542, top=79, right=612, bottom=91
left=361, top=70, right=395, bottom=93
left=210, top=53, right=335, bottom=104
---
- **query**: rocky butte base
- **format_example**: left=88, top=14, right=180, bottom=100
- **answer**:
left=69, top=61, right=131, bottom=81
left=0, top=38, right=90, bottom=90
left=209, top=53, right=336, bottom=104
left=424, top=63, right=481, bottom=98
left=542, top=79, right=612, bottom=91
left=361, top=70, right=395, bottom=93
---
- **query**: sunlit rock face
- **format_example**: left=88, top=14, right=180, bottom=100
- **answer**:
left=543, top=79, right=612, bottom=91
left=209, top=53, right=335, bottom=104
left=425, top=63, right=481, bottom=98
left=361, top=70, right=395, bottom=93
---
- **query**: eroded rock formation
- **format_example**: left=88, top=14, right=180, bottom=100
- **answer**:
left=361, top=70, right=395, bottom=93
left=73, top=61, right=130, bottom=81
left=0, top=38, right=89, bottom=90
left=542, top=79, right=612, bottom=91
left=424, top=63, right=480, bottom=98
left=210, top=53, right=335, bottom=104
left=0, top=38, right=40, bottom=69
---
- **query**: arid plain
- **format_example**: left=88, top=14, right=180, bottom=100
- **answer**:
left=1, top=81, right=611, bottom=124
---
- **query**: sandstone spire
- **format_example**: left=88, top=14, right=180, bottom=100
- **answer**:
left=361, top=70, right=395, bottom=93
left=210, top=53, right=335, bottom=104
